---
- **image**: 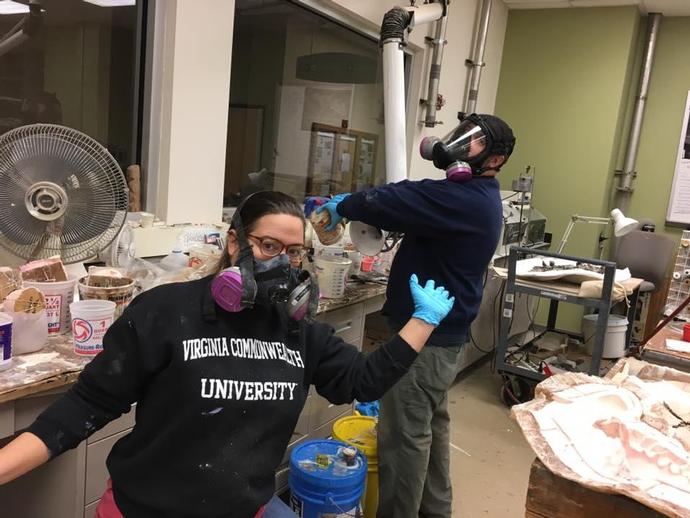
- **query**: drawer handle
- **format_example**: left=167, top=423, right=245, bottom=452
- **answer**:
left=334, top=321, right=353, bottom=334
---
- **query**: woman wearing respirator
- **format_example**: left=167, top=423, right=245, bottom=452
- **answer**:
left=0, top=191, right=455, bottom=518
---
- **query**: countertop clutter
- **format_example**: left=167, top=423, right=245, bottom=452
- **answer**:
left=0, top=274, right=386, bottom=518
left=0, top=281, right=387, bottom=404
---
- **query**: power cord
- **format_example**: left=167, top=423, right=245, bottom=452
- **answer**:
left=469, top=269, right=496, bottom=355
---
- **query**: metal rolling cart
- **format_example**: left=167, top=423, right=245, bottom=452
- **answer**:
left=495, top=247, right=617, bottom=405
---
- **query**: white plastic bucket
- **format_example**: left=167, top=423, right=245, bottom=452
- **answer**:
left=23, top=278, right=77, bottom=336
left=315, top=256, right=352, bottom=299
left=69, top=300, right=116, bottom=356
left=582, top=314, right=628, bottom=359
left=0, top=312, right=12, bottom=371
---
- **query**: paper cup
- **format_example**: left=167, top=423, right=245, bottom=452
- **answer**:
left=23, top=277, right=77, bottom=335
left=360, top=256, right=375, bottom=273
left=69, top=300, right=116, bottom=356
left=139, top=212, right=155, bottom=228
left=315, top=256, right=352, bottom=299
left=0, top=312, right=12, bottom=371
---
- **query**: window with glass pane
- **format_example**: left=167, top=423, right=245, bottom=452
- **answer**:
left=225, top=1, right=407, bottom=206
left=0, top=0, right=143, bottom=168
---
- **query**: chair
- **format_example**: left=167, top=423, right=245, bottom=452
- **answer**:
left=614, top=230, right=676, bottom=347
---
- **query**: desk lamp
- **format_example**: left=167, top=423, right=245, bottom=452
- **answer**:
left=557, top=208, right=639, bottom=256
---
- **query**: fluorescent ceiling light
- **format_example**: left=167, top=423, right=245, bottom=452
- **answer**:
left=0, top=1, right=30, bottom=15
left=83, top=0, right=136, bottom=6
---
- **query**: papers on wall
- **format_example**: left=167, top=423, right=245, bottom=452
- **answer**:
left=666, top=90, right=690, bottom=225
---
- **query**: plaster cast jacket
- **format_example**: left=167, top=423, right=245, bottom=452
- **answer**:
left=26, top=277, right=417, bottom=518
left=337, top=177, right=503, bottom=344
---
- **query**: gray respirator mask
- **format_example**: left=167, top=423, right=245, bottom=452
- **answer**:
left=211, top=201, right=319, bottom=321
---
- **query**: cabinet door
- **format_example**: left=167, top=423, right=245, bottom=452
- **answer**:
left=311, top=409, right=353, bottom=440
left=275, top=465, right=290, bottom=494
left=0, top=441, right=86, bottom=518
left=318, top=304, right=364, bottom=349
left=0, top=401, right=14, bottom=439
left=311, top=305, right=362, bottom=430
left=311, top=395, right=353, bottom=431
left=84, top=500, right=99, bottom=518
left=88, top=405, right=135, bottom=444
left=281, top=395, right=311, bottom=463
left=13, top=391, right=66, bottom=430
left=84, top=430, right=131, bottom=505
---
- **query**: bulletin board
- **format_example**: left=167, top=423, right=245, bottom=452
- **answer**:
left=306, top=122, right=378, bottom=196
left=666, top=91, right=690, bottom=225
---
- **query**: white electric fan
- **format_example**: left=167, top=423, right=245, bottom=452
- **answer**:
left=98, top=223, right=135, bottom=268
left=0, top=124, right=129, bottom=265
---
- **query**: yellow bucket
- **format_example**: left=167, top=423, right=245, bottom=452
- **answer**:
left=333, top=415, right=378, bottom=518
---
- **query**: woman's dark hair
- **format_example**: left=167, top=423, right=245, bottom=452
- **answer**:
left=215, top=191, right=305, bottom=272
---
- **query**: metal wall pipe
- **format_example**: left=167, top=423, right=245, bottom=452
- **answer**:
left=464, top=0, right=492, bottom=115
left=614, top=13, right=662, bottom=214
left=423, top=13, right=448, bottom=127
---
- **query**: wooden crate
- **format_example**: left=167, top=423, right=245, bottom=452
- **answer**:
left=525, top=459, right=665, bottom=518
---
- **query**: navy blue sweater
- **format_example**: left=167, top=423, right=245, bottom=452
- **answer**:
left=338, top=178, right=503, bottom=344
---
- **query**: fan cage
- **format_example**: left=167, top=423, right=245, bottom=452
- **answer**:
left=0, top=124, right=129, bottom=264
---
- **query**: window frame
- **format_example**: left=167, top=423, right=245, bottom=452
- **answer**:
left=140, top=0, right=424, bottom=217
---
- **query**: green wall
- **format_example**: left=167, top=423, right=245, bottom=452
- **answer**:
left=628, top=17, right=690, bottom=235
left=494, top=9, right=690, bottom=332
left=494, top=6, right=641, bottom=330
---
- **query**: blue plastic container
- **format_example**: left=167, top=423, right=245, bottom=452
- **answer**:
left=289, top=439, right=367, bottom=518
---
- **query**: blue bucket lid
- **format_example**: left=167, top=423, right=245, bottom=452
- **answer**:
left=290, top=439, right=367, bottom=489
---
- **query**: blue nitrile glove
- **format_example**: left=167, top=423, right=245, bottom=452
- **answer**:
left=409, top=274, right=455, bottom=326
left=315, top=193, right=351, bottom=231
left=304, top=196, right=329, bottom=218
left=355, top=400, right=380, bottom=417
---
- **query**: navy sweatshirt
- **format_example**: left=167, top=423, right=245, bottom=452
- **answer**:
left=338, top=177, right=503, bottom=344
left=27, top=277, right=417, bottom=518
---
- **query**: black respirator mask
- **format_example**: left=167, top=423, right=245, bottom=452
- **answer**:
left=419, top=113, right=515, bottom=182
left=211, top=201, right=319, bottom=321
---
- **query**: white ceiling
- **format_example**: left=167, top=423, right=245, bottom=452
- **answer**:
left=502, top=0, right=690, bottom=17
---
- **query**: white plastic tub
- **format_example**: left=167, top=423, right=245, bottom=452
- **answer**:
left=582, top=314, right=628, bottom=359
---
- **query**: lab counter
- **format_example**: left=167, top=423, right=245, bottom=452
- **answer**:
left=0, top=281, right=386, bottom=518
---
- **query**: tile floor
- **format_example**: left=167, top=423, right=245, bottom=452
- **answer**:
left=447, top=358, right=536, bottom=517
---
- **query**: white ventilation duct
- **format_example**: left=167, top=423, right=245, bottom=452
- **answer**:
left=380, top=2, right=448, bottom=183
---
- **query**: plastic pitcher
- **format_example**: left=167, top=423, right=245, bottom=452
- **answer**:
left=315, top=256, right=352, bottom=299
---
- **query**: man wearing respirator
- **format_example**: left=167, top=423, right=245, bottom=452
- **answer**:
left=316, top=113, right=516, bottom=518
